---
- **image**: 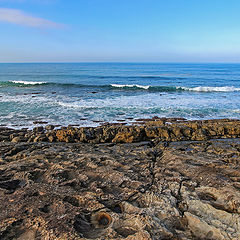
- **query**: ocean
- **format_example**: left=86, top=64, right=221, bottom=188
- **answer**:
left=0, top=63, right=240, bottom=129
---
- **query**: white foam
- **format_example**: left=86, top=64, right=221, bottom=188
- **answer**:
left=233, top=109, right=240, bottom=113
left=0, top=94, right=51, bottom=104
left=111, top=84, right=150, bottom=90
left=10, top=80, right=47, bottom=85
left=179, top=86, right=240, bottom=92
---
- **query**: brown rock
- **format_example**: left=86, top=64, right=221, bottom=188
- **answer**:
left=45, top=125, right=55, bottom=131
left=11, top=137, right=23, bottom=143
left=33, top=126, right=44, bottom=133
left=184, top=212, right=225, bottom=240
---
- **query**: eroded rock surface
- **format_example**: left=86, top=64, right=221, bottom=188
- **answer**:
left=1, top=118, right=240, bottom=144
left=0, top=136, right=240, bottom=239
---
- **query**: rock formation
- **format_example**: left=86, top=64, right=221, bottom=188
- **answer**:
left=0, top=119, right=240, bottom=239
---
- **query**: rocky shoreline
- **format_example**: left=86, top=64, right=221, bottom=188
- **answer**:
left=2, top=118, right=240, bottom=144
left=0, top=118, right=240, bottom=239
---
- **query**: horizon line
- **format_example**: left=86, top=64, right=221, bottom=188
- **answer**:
left=1, top=61, right=240, bottom=64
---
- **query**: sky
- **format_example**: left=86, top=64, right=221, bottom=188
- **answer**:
left=0, top=0, right=240, bottom=63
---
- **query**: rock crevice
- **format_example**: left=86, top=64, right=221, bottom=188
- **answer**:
left=0, top=120, right=240, bottom=239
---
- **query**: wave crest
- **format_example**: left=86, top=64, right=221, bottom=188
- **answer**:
left=180, top=86, right=240, bottom=92
left=1, top=81, right=240, bottom=93
left=10, top=80, right=47, bottom=85
left=110, top=84, right=150, bottom=90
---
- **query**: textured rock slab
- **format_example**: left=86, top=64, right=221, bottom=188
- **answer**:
left=1, top=118, right=240, bottom=144
left=0, top=138, right=240, bottom=239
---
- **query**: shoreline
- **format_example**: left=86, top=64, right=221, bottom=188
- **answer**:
left=0, top=116, right=230, bottom=131
left=1, top=117, right=240, bottom=144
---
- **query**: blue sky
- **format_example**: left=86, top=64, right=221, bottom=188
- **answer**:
left=0, top=0, right=240, bottom=62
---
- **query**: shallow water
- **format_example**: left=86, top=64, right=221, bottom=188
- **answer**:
left=0, top=63, right=240, bottom=128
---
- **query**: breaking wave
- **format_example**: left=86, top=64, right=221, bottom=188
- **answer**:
left=110, top=84, right=240, bottom=92
left=1, top=81, right=240, bottom=92
left=10, top=80, right=47, bottom=85
left=110, top=84, right=150, bottom=89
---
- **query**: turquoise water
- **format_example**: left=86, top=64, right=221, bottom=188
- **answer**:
left=0, top=63, right=240, bottom=128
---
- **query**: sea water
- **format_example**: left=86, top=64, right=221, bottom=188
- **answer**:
left=0, top=63, right=240, bottom=128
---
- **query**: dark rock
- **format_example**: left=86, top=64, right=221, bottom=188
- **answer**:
left=33, top=121, right=48, bottom=125
left=45, top=125, right=55, bottom=131
left=33, top=126, right=44, bottom=133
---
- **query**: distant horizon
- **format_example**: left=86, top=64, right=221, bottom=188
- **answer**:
left=1, top=61, right=240, bottom=64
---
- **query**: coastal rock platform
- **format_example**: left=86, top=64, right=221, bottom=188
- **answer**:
left=0, top=119, right=240, bottom=239
left=1, top=118, right=240, bottom=144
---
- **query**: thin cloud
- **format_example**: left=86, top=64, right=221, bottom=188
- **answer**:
left=0, top=8, right=64, bottom=28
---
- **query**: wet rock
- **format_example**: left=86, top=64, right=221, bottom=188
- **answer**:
left=53, top=119, right=240, bottom=143
left=2, top=119, right=240, bottom=144
left=46, top=133, right=56, bottom=142
left=45, top=125, right=55, bottom=131
left=112, top=126, right=146, bottom=143
left=33, top=121, right=48, bottom=125
left=33, top=134, right=48, bottom=142
left=33, top=126, right=44, bottom=133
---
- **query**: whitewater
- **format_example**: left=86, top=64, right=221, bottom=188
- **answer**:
left=0, top=63, right=240, bottom=128
left=3, top=81, right=240, bottom=92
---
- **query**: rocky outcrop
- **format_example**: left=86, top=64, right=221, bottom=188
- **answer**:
left=1, top=118, right=240, bottom=144
left=0, top=119, right=240, bottom=239
left=0, top=137, right=240, bottom=239
left=52, top=119, right=240, bottom=143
